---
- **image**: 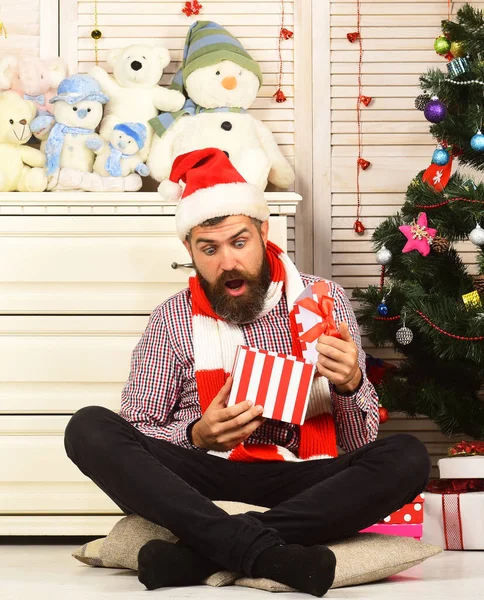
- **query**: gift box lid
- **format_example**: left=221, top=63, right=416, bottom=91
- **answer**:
left=438, top=456, right=484, bottom=479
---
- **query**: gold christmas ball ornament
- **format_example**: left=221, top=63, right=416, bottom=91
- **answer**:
left=434, top=36, right=451, bottom=55
left=91, top=29, right=102, bottom=40
left=450, top=41, right=466, bottom=57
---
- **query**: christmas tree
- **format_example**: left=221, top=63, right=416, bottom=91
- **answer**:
left=353, top=4, right=484, bottom=440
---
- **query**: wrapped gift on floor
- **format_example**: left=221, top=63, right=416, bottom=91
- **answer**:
left=361, top=523, right=422, bottom=540
left=422, top=445, right=484, bottom=550
left=378, top=493, right=425, bottom=525
left=227, top=346, right=315, bottom=425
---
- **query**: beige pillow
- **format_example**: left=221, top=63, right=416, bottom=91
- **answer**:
left=73, top=501, right=441, bottom=590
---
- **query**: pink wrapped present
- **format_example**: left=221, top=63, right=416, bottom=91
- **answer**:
left=227, top=345, right=315, bottom=425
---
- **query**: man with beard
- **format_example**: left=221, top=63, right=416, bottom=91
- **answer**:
left=64, top=148, right=431, bottom=597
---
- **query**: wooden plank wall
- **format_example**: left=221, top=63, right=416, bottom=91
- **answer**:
left=0, top=0, right=41, bottom=56
left=330, top=0, right=481, bottom=476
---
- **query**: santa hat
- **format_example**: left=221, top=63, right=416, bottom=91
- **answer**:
left=159, top=148, right=270, bottom=240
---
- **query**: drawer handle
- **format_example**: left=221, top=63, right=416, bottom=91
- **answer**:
left=171, top=262, right=194, bottom=269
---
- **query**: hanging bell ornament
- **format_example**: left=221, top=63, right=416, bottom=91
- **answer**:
left=432, top=145, right=450, bottom=166
left=424, top=97, right=447, bottom=124
left=358, top=158, right=371, bottom=170
left=471, top=132, right=484, bottom=152
left=354, top=219, right=365, bottom=234
left=359, top=95, right=372, bottom=107
left=91, top=29, right=102, bottom=40
left=450, top=41, right=466, bottom=57
left=434, top=36, right=451, bottom=55
left=469, top=223, right=484, bottom=246
left=395, top=311, right=414, bottom=345
left=415, top=94, right=431, bottom=111
left=376, top=245, right=392, bottom=266
left=378, top=405, right=389, bottom=424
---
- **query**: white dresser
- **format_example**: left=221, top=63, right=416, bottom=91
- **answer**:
left=0, top=192, right=300, bottom=535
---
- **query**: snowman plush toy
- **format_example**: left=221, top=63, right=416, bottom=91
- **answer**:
left=148, top=21, right=295, bottom=193
left=31, top=74, right=108, bottom=191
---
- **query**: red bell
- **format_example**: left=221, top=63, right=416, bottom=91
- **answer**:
left=273, top=88, right=287, bottom=103
left=359, top=95, right=372, bottom=107
left=281, top=28, right=294, bottom=40
left=354, top=219, right=366, bottom=234
left=378, top=406, right=389, bottom=424
left=347, top=32, right=360, bottom=43
left=358, top=158, right=371, bottom=170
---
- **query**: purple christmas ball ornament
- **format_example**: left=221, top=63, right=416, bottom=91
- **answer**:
left=424, top=97, right=447, bottom=123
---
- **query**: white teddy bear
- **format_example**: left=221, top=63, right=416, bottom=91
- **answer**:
left=0, top=91, right=47, bottom=192
left=31, top=74, right=108, bottom=191
left=89, top=122, right=150, bottom=178
left=90, top=43, right=185, bottom=160
left=148, top=21, right=295, bottom=192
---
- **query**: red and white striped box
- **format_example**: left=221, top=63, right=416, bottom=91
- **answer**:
left=227, top=345, right=316, bottom=425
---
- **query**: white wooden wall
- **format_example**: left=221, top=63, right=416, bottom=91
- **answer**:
left=0, top=0, right=58, bottom=58
left=322, top=0, right=481, bottom=475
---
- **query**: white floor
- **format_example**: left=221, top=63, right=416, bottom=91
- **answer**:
left=0, top=544, right=483, bottom=600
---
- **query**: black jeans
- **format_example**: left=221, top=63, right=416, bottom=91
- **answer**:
left=64, top=405, right=431, bottom=577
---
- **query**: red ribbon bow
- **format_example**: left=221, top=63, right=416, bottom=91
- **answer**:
left=280, top=28, right=294, bottom=40
left=448, top=441, right=484, bottom=457
left=297, top=286, right=342, bottom=343
left=426, top=478, right=484, bottom=494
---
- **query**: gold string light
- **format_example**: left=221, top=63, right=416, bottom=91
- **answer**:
left=91, top=0, right=102, bottom=65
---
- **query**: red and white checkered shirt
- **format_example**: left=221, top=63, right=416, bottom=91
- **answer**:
left=119, top=274, right=380, bottom=455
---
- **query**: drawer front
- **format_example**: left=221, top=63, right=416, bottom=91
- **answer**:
left=0, top=215, right=287, bottom=313
left=0, top=415, right=122, bottom=514
left=0, top=315, right=147, bottom=413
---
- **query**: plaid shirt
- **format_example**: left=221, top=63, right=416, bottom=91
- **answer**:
left=119, top=274, right=380, bottom=455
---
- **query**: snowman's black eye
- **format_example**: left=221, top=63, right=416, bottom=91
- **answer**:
left=73, top=107, right=78, bottom=111
left=215, top=70, right=220, bottom=75
left=9, top=119, right=13, bottom=124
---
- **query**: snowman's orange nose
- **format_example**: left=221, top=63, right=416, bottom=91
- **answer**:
left=222, top=76, right=237, bottom=90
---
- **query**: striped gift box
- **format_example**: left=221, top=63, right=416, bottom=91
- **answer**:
left=227, top=346, right=316, bottom=425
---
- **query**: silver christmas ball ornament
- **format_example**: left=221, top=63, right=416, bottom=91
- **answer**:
left=396, top=326, right=414, bottom=345
left=376, top=245, right=393, bottom=266
left=469, top=223, right=484, bottom=246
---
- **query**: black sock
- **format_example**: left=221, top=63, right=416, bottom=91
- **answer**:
left=252, top=543, right=336, bottom=597
left=137, top=539, right=222, bottom=590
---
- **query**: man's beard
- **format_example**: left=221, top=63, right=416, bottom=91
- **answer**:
left=196, top=252, right=272, bottom=325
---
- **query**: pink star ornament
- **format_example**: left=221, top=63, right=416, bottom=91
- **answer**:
left=399, top=212, right=437, bottom=257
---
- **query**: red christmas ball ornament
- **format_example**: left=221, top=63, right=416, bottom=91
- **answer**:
left=358, top=158, right=371, bottom=170
left=359, top=95, right=372, bottom=107
left=378, top=405, right=389, bottom=424
left=347, top=32, right=360, bottom=43
left=354, top=219, right=366, bottom=234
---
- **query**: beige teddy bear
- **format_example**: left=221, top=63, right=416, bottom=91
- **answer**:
left=0, top=91, right=47, bottom=192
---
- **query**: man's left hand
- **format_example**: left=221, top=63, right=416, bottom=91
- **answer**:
left=315, top=322, right=362, bottom=394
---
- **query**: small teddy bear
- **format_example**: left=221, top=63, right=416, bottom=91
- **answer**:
left=0, top=55, right=66, bottom=115
left=90, top=43, right=185, bottom=160
left=87, top=122, right=150, bottom=178
left=0, top=91, right=47, bottom=192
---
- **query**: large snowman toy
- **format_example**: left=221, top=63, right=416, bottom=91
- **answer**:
left=148, top=21, right=295, bottom=192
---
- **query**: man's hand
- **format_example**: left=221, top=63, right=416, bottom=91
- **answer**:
left=315, top=322, right=362, bottom=394
left=191, top=376, right=265, bottom=451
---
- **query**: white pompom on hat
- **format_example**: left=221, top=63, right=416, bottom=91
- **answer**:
left=159, top=147, right=270, bottom=240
